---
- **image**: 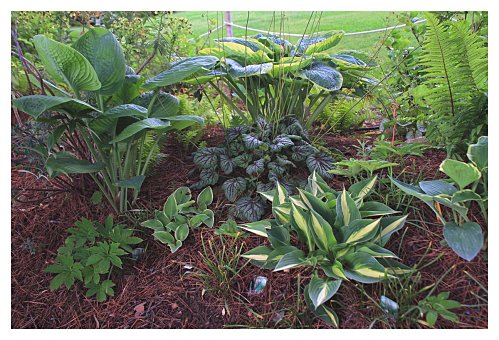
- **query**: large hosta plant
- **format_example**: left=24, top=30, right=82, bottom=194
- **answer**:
left=240, top=172, right=410, bottom=326
left=12, top=28, right=215, bottom=212
left=191, top=116, right=335, bottom=221
left=192, top=32, right=376, bottom=127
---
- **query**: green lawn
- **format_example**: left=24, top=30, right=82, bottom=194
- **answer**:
left=174, top=11, right=420, bottom=53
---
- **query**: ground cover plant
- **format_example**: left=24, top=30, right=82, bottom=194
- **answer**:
left=11, top=10, right=488, bottom=330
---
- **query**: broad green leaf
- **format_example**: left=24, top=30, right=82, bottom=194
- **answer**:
left=298, top=189, right=336, bottom=225
left=269, top=56, right=313, bottom=77
left=202, top=209, right=214, bottom=228
left=34, top=35, right=101, bottom=92
left=330, top=54, right=371, bottom=70
left=197, top=186, right=214, bottom=208
left=336, top=188, right=361, bottom=226
left=439, top=159, right=481, bottom=189
left=165, top=115, right=205, bottom=131
left=114, top=175, right=145, bottom=191
left=467, top=136, right=488, bottom=171
left=309, top=209, right=337, bottom=251
left=224, top=58, right=273, bottom=77
left=89, top=104, right=148, bottom=134
left=141, top=219, right=164, bottom=231
left=12, top=95, right=98, bottom=118
left=357, top=243, right=398, bottom=258
left=73, top=27, right=126, bottom=95
left=308, top=275, right=342, bottom=309
left=451, top=190, right=483, bottom=203
left=267, top=226, right=291, bottom=248
left=304, top=31, right=344, bottom=55
left=274, top=249, right=306, bottom=271
left=189, top=214, right=209, bottom=229
left=343, top=219, right=380, bottom=244
left=175, top=224, right=189, bottom=242
left=389, top=177, right=434, bottom=203
left=297, top=62, right=343, bottom=91
left=216, top=37, right=274, bottom=55
left=143, top=56, right=219, bottom=90
left=443, top=222, right=483, bottom=261
left=153, top=231, right=175, bottom=244
left=110, top=118, right=170, bottom=143
left=46, top=152, right=105, bottom=176
left=163, top=194, right=177, bottom=219
left=372, top=215, right=408, bottom=245
left=169, top=240, right=183, bottom=253
left=133, top=91, right=179, bottom=118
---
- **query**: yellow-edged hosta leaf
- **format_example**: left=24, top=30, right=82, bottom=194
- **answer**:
left=290, top=202, right=314, bottom=250
left=336, top=188, right=361, bottom=226
left=309, top=209, right=337, bottom=251
left=305, top=31, right=344, bottom=55
left=344, top=219, right=380, bottom=244
left=270, top=56, right=312, bottom=77
left=241, top=245, right=273, bottom=261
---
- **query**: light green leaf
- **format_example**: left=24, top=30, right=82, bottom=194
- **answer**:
left=163, top=195, right=177, bottom=219
left=73, top=27, right=126, bottom=95
left=153, top=231, right=175, bottom=244
left=175, top=224, right=189, bottom=242
left=34, top=35, right=101, bottom=93
left=46, top=152, right=104, bottom=176
left=467, top=136, right=487, bottom=171
left=197, top=186, right=213, bottom=208
left=451, top=190, right=483, bottom=204
left=439, top=159, right=481, bottom=189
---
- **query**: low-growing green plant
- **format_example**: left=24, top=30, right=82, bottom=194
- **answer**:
left=239, top=172, right=410, bottom=327
left=191, top=116, right=335, bottom=221
left=44, top=216, right=143, bottom=302
left=329, top=158, right=398, bottom=180
left=390, top=136, right=487, bottom=261
left=417, top=291, right=461, bottom=327
left=215, top=219, right=245, bottom=238
left=371, top=140, right=429, bottom=161
left=141, top=186, right=214, bottom=252
left=12, top=28, right=211, bottom=213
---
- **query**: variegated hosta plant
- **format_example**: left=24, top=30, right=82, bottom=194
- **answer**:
left=240, top=172, right=410, bottom=327
left=12, top=28, right=216, bottom=213
left=191, top=32, right=376, bottom=127
left=191, top=116, right=335, bottom=222
left=141, top=186, right=214, bottom=253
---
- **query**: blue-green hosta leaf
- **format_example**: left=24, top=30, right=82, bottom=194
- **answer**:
left=303, top=31, right=344, bottom=55
left=114, top=175, right=145, bottom=191
left=439, top=159, right=481, bottom=190
left=308, top=275, right=342, bottom=309
left=389, top=177, right=434, bottom=203
left=330, top=54, right=371, bottom=70
left=235, top=196, right=266, bottom=222
left=467, top=136, right=488, bottom=171
left=444, top=222, right=484, bottom=261
left=193, top=147, right=220, bottom=169
left=247, top=159, right=265, bottom=177
left=132, top=91, right=180, bottom=118
left=12, top=95, right=98, bottom=119
left=419, top=180, right=458, bottom=196
left=33, top=35, right=101, bottom=92
left=224, top=58, right=273, bottom=77
left=223, top=177, right=247, bottom=202
left=118, top=74, right=144, bottom=103
left=306, top=152, right=335, bottom=179
left=243, top=134, right=264, bottom=149
left=360, top=202, right=398, bottom=217
left=72, top=27, right=126, bottom=95
left=297, top=62, right=343, bottom=91
left=164, top=115, right=204, bottom=131
left=90, top=104, right=148, bottom=134
left=199, top=168, right=219, bottom=186
left=219, top=154, right=235, bottom=175
left=255, top=34, right=293, bottom=54
left=304, top=285, right=340, bottom=327
left=143, top=56, right=219, bottom=90
left=336, top=189, right=361, bottom=226
left=343, top=252, right=391, bottom=283
left=46, top=152, right=105, bottom=177
left=270, top=135, right=295, bottom=152
left=110, top=118, right=170, bottom=143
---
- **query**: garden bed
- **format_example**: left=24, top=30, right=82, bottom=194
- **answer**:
left=11, top=129, right=487, bottom=329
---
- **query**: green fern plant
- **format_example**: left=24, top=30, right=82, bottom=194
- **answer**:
left=413, top=13, right=487, bottom=156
